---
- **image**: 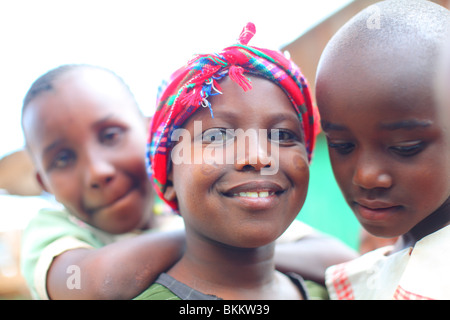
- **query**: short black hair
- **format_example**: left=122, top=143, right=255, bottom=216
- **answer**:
left=317, top=0, right=450, bottom=83
left=21, top=64, right=142, bottom=150
left=22, top=64, right=138, bottom=113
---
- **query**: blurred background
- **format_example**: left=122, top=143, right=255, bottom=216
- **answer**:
left=1, top=0, right=448, bottom=299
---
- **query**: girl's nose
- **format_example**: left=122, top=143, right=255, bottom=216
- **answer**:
left=234, top=152, right=273, bottom=172
left=234, top=129, right=274, bottom=172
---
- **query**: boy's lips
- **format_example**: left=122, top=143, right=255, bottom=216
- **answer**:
left=354, top=199, right=402, bottom=221
left=85, top=187, right=135, bottom=215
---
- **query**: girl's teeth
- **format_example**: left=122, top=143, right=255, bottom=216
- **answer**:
left=235, top=191, right=271, bottom=198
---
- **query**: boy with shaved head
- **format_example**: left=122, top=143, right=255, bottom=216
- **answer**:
left=316, top=0, right=450, bottom=299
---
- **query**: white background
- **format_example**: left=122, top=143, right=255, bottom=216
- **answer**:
left=0, top=0, right=351, bottom=159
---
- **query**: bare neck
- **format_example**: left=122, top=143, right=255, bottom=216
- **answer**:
left=167, top=231, right=302, bottom=300
left=398, top=197, right=450, bottom=251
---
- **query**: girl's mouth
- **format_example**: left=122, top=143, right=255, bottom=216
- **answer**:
left=231, top=191, right=275, bottom=198
left=226, top=190, right=285, bottom=198
left=221, top=181, right=285, bottom=210
left=223, top=180, right=284, bottom=196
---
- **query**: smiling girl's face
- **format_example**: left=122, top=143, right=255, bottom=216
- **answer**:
left=164, top=76, right=310, bottom=248
left=22, top=68, right=154, bottom=234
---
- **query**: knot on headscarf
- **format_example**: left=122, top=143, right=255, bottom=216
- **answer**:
left=147, top=22, right=319, bottom=212
left=237, top=22, right=256, bottom=45
left=228, top=65, right=252, bottom=92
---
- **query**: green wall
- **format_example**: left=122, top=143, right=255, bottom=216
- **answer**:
left=297, top=133, right=361, bottom=250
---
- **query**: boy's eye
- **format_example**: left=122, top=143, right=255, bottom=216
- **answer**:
left=389, top=141, right=425, bottom=157
left=327, top=141, right=355, bottom=155
left=269, top=129, right=300, bottom=144
left=50, top=150, right=76, bottom=169
left=202, top=128, right=234, bottom=144
left=99, top=126, right=125, bottom=145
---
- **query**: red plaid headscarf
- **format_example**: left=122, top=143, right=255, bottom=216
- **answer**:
left=147, top=22, right=319, bottom=211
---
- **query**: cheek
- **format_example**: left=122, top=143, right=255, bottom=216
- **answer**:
left=200, top=162, right=222, bottom=177
left=117, top=136, right=148, bottom=181
left=172, top=164, right=218, bottom=231
left=124, top=134, right=147, bottom=163
left=125, top=153, right=148, bottom=179
left=285, top=151, right=310, bottom=210
left=328, top=154, right=353, bottom=193
left=406, top=157, right=450, bottom=212
left=46, top=171, right=86, bottom=215
left=45, top=172, right=77, bottom=200
left=172, top=164, right=211, bottom=208
left=291, top=153, right=309, bottom=187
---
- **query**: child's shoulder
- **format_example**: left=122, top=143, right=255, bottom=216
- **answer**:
left=324, top=245, right=397, bottom=300
left=26, top=205, right=87, bottom=235
left=22, top=204, right=107, bottom=250
left=326, top=225, right=450, bottom=299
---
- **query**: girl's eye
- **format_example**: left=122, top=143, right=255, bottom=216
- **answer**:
left=390, top=142, right=425, bottom=157
left=99, top=127, right=125, bottom=145
left=328, top=141, right=355, bottom=155
left=202, top=128, right=234, bottom=144
left=269, top=129, right=300, bottom=144
left=50, top=150, right=76, bottom=169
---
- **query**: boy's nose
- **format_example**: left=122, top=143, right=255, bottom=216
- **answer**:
left=85, top=154, right=115, bottom=189
left=352, top=158, right=393, bottom=190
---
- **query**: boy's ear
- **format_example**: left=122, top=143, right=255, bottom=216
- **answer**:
left=35, top=172, right=49, bottom=193
left=163, top=170, right=177, bottom=202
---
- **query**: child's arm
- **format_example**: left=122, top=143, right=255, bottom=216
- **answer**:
left=46, top=229, right=185, bottom=299
left=274, top=233, right=358, bottom=285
